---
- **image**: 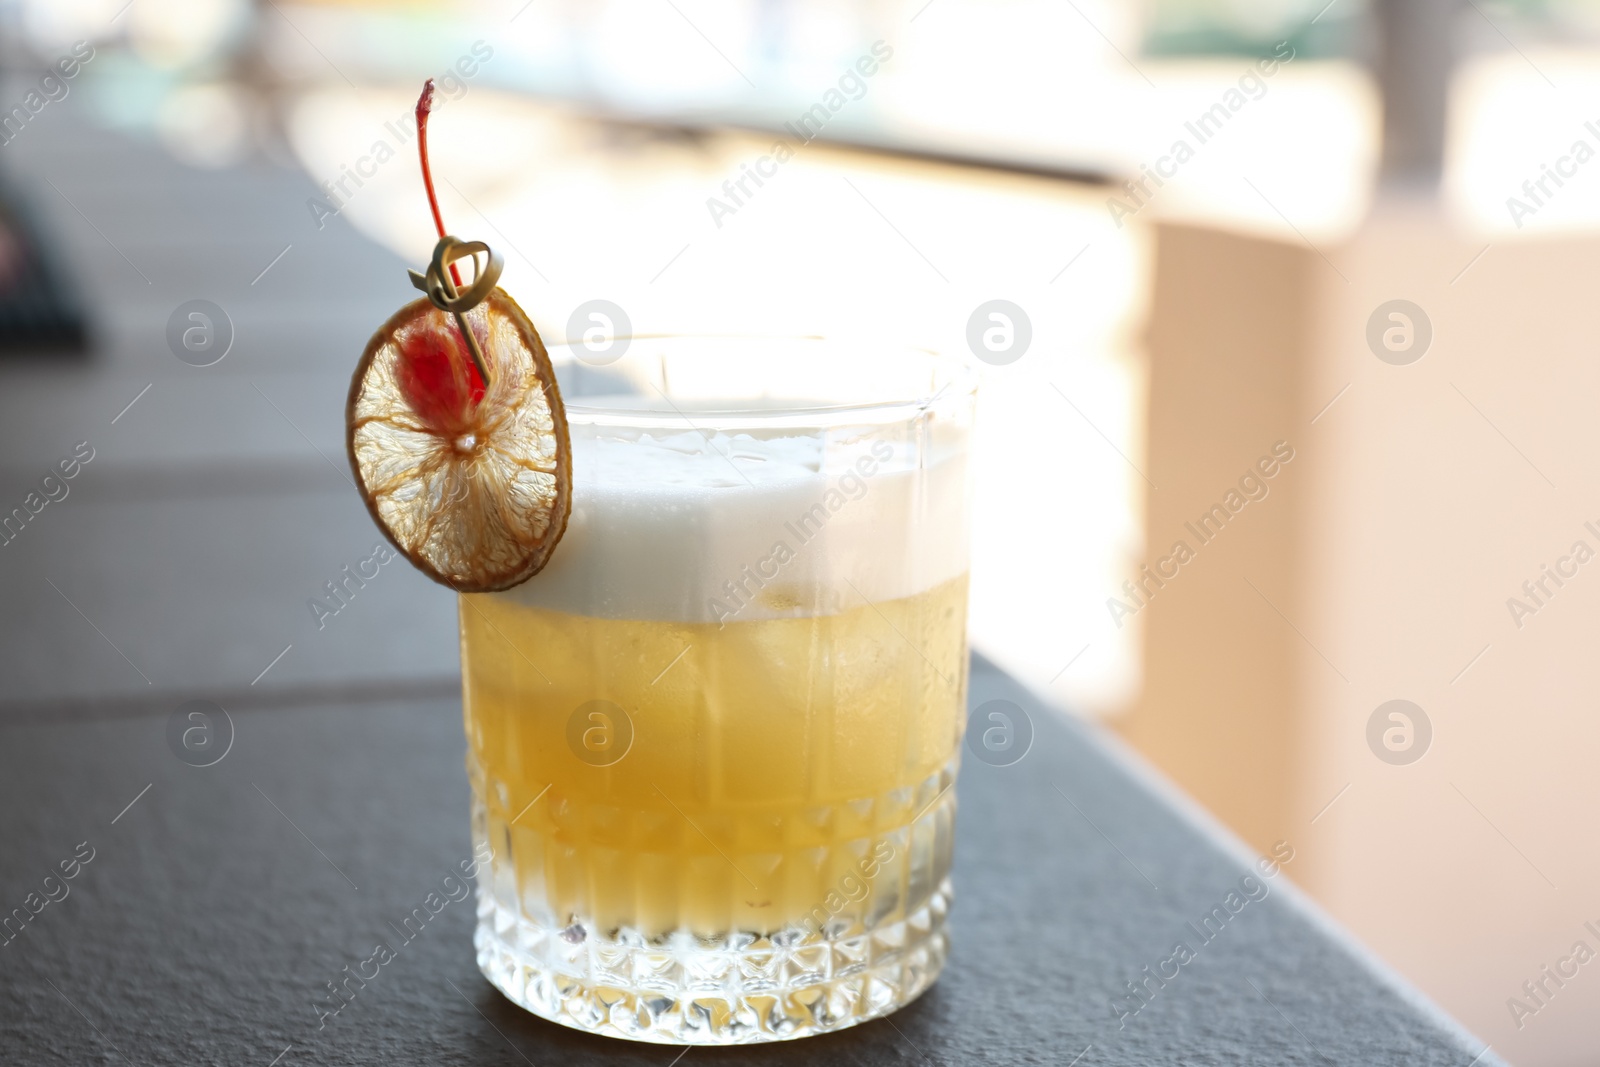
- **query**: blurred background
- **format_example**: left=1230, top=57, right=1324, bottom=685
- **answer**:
left=0, top=0, right=1596, bottom=1061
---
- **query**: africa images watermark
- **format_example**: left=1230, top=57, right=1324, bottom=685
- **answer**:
left=0, top=41, right=96, bottom=147
left=307, top=41, right=494, bottom=231
left=1504, top=119, right=1600, bottom=229
left=1, top=440, right=95, bottom=548
left=1505, top=521, right=1600, bottom=630
left=1110, top=840, right=1297, bottom=1029
left=308, top=541, right=400, bottom=630
left=1106, top=40, right=1296, bottom=229
left=707, top=438, right=895, bottom=627
left=313, top=840, right=493, bottom=1029
left=1506, top=920, right=1600, bottom=1030
left=1106, top=441, right=1296, bottom=628
left=705, top=40, right=894, bottom=229
left=1, top=841, right=96, bottom=947
left=800, top=841, right=897, bottom=938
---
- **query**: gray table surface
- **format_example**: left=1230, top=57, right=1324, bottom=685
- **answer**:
left=0, top=87, right=1496, bottom=1066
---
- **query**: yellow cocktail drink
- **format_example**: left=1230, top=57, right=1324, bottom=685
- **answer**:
left=463, top=575, right=966, bottom=939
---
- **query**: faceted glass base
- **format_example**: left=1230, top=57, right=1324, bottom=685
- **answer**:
left=473, top=881, right=951, bottom=1044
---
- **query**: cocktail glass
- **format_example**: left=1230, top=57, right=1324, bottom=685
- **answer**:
left=460, top=335, right=975, bottom=1043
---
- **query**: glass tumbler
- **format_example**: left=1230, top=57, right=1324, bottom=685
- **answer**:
left=459, top=336, right=976, bottom=1043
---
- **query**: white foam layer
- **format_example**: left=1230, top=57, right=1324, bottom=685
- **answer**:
left=501, top=429, right=968, bottom=622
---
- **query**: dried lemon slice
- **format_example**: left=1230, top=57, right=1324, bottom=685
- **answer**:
left=346, top=288, right=570, bottom=592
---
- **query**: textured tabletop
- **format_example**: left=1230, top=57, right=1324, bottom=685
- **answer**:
left=0, top=660, right=1496, bottom=1066
left=0, top=85, right=1494, bottom=1067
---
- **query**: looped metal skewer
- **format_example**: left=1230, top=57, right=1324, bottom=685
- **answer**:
left=409, top=235, right=504, bottom=388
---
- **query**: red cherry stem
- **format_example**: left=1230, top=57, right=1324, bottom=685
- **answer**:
left=414, top=78, right=490, bottom=396
left=414, top=79, right=463, bottom=289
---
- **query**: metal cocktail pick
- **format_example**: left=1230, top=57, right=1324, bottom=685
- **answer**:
left=409, top=235, right=504, bottom=388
